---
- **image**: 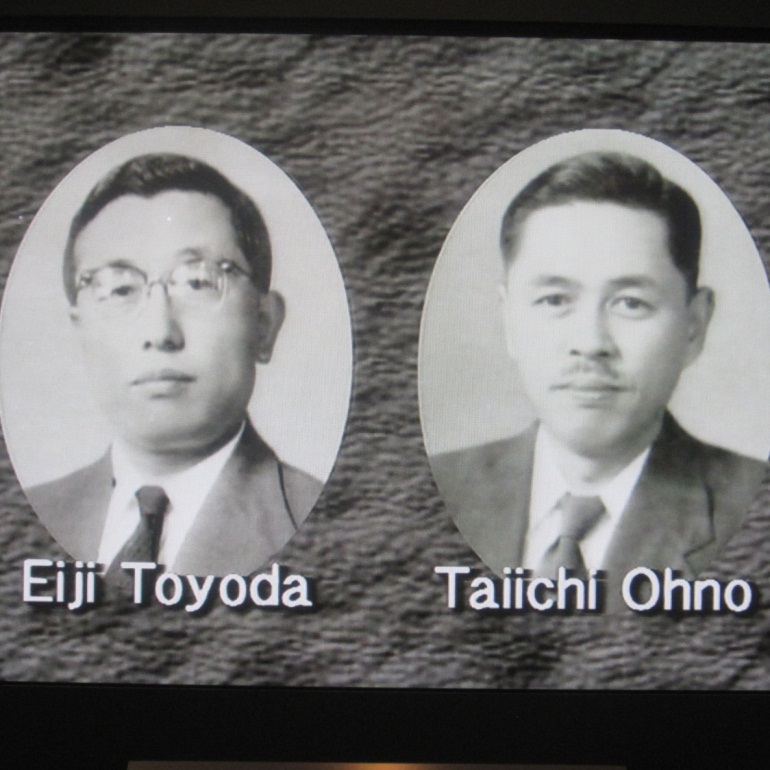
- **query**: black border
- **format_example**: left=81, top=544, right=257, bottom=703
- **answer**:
left=1, top=0, right=770, bottom=30
left=0, top=4, right=769, bottom=41
left=7, top=683, right=770, bottom=769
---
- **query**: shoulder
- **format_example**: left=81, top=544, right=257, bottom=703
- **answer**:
left=429, top=427, right=536, bottom=548
left=657, top=416, right=767, bottom=490
left=699, top=441, right=766, bottom=482
left=690, top=434, right=767, bottom=515
left=655, top=416, right=768, bottom=539
left=430, top=427, right=536, bottom=500
left=26, top=455, right=111, bottom=515
left=429, top=428, right=537, bottom=574
left=25, top=454, right=113, bottom=560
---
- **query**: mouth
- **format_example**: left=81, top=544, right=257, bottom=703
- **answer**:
left=552, top=379, right=628, bottom=404
left=132, top=369, right=195, bottom=386
left=555, top=381, right=625, bottom=391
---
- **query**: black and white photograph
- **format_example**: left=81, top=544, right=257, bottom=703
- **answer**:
left=420, top=130, right=770, bottom=607
left=1, top=33, right=770, bottom=691
left=0, top=126, right=353, bottom=576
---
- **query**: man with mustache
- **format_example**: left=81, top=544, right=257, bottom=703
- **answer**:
left=28, top=153, right=322, bottom=576
left=432, top=152, right=766, bottom=600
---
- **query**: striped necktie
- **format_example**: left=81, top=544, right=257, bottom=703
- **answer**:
left=538, top=492, right=605, bottom=579
left=107, top=485, right=169, bottom=572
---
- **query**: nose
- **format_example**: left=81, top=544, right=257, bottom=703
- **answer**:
left=139, top=283, right=184, bottom=352
left=567, top=303, right=618, bottom=359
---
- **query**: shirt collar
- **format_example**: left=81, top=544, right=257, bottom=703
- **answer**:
left=110, top=422, right=245, bottom=515
left=530, top=424, right=650, bottom=526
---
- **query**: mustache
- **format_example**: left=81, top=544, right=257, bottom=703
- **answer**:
left=550, top=360, right=626, bottom=390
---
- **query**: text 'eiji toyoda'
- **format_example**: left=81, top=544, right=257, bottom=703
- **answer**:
left=22, top=559, right=314, bottom=612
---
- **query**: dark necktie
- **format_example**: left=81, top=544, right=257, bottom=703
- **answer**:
left=107, top=485, right=170, bottom=574
left=538, top=493, right=605, bottom=579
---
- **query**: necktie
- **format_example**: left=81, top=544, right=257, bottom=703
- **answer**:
left=107, top=485, right=170, bottom=574
left=538, top=493, right=605, bottom=579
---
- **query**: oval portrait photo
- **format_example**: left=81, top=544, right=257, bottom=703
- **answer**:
left=0, top=126, right=352, bottom=576
left=419, top=129, right=770, bottom=609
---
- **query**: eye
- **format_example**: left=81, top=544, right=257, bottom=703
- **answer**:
left=610, top=295, right=654, bottom=317
left=109, top=283, right=141, bottom=298
left=90, top=267, right=145, bottom=303
left=534, top=293, right=572, bottom=308
left=218, top=260, right=251, bottom=280
left=185, top=276, right=218, bottom=292
left=173, top=261, right=221, bottom=293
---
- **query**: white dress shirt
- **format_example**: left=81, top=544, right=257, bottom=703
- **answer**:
left=97, top=424, right=244, bottom=570
left=523, top=426, right=650, bottom=571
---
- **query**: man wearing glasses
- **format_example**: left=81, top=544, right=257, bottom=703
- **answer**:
left=28, top=154, right=322, bottom=577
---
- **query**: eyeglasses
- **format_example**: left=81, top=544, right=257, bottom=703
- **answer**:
left=75, top=259, right=253, bottom=316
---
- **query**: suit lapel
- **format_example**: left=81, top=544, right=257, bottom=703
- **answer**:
left=76, top=456, right=114, bottom=559
left=603, top=415, right=716, bottom=579
left=172, top=424, right=297, bottom=576
left=454, top=426, right=536, bottom=576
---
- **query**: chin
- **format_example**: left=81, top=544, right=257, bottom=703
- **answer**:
left=548, top=420, right=631, bottom=460
left=126, top=422, right=215, bottom=453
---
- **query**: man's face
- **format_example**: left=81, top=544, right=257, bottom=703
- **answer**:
left=70, top=190, right=283, bottom=456
left=501, top=201, right=713, bottom=460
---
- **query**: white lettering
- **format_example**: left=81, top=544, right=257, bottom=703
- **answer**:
left=724, top=579, right=752, bottom=612
left=155, top=573, right=184, bottom=606
left=527, top=577, right=555, bottom=611
left=185, top=575, right=216, bottom=613
left=121, top=561, right=157, bottom=603
left=622, top=567, right=660, bottom=611
left=249, top=563, right=280, bottom=606
left=220, top=574, right=247, bottom=607
left=469, top=576, right=500, bottom=609
left=282, top=575, right=312, bottom=607
left=435, top=566, right=471, bottom=609
left=23, top=558, right=53, bottom=602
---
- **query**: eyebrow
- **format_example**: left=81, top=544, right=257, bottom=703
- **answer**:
left=78, top=258, right=139, bottom=274
left=605, top=276, right=664, bottom=291
left=76, top=250, right=215, bottom=277
left=176, top=246, right=214, bottom=261
left=525, top=276, right=580, bottom=289
left=524, top=275, right=663, bottom=291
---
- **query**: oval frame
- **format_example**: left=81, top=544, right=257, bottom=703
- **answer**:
left=0, top=126, right=353, bottom=497
left=419, top=129, right=770, bottom=462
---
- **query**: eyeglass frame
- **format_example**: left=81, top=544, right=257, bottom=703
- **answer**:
left=73, top=257, right=256, bottom=316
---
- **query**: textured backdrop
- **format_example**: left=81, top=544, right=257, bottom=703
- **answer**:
left=0, top=32, right=769, bottom=688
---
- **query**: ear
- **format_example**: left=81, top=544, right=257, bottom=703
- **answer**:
left=254, top=290, right=285, bottom=364
left=68, top=305, right=81, bottom=327
left=683, top=286, right=715, bottom=366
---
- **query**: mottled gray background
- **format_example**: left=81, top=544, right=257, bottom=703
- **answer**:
left=1, top=33, right=769, bottom=688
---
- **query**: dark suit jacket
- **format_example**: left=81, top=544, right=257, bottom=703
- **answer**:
left=27, top=423, right=322, bottom=576
left=431, top=414, right=767, bottom=607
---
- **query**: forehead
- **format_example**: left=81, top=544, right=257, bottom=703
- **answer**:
left=73, top=190, right=241, bottom=271
left=507, top=201, right=678, bottom=287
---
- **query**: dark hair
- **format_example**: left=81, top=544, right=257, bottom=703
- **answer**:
left=63, top=153, right=272, bottom=303
left=500, top=151, right=702, bottom=295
